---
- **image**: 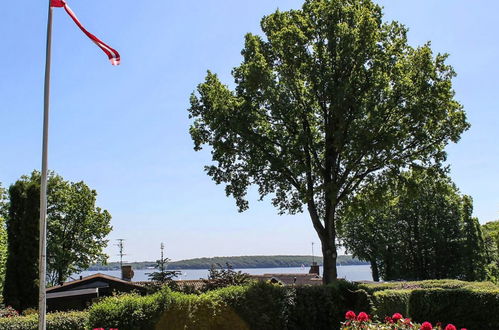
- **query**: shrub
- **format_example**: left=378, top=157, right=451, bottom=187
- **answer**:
left=217, top=282, right=290, bottom=330
left=409, top=288, right=499, bottom=330
left=88, top=281, right=371, bottom=330
left=372, top=289, right=411, bottom=319
left=0, top=305, right=19, bottom=318
left=288, top=280, right=370, bottom=330
left=0, top=311, right=87, bottom=330
left=87, top=288, right=174, bottom=330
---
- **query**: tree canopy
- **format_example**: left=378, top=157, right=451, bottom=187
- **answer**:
left=3, top=171, right=112, bottom=310
left=339, top=168, right=487, bottom=282
left=483, top=220, right=499, bottom=282
left=188, top=0, right=469, bottom=283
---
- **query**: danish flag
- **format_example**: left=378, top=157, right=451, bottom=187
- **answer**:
left=50, top=0, right=120, bottom=65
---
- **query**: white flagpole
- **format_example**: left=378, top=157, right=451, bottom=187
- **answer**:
left=39, top=1, right=53, bottom=329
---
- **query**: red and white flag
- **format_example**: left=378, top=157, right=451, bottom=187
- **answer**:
left=50, top=0, right=120, bottom=65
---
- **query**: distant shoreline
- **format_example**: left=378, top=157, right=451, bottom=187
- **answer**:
left=87, top=255, right=368, bottom=271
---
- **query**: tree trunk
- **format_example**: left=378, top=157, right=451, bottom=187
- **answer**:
left=321, top=234, right=338, bottom=284
left=370, top=257, right=380, bottom=282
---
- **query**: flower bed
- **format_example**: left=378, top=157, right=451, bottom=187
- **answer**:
left=340, top=311, right=465, bottom=330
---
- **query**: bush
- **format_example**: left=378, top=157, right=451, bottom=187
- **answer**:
left=0, top=311, right=87, bottom=330
left=88, top=281, right=371, bottom=330
left=288, top=280, right=370, bottom=330
left=409, top=288, right=499, bottom=330
left=359, top=279, right=498, bottom=294
left=87, top=288, right=174, bottom=330
left=372, top=289, right=411, bottom=319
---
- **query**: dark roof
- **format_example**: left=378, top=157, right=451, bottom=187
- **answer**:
left=47, top=273, right=146, bottom=293
left=250, top=273, right=323, bottom=286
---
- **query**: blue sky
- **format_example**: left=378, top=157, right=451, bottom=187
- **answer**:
left=1, top=1, right=498, bottom=262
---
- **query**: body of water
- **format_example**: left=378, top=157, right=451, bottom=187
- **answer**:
left=75, top=265, right=372, bottom=282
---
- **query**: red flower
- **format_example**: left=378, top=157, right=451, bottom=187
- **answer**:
left=421, top=322, right=433, bottom=330
left=357, top=312, right=369, bottom=322
left=445, top=325, right=457, bottom=330
left=345, top=310, right=356, bottom=320
left=392, top=313, right=403, bottom=321
left=385, top=316, right=394, bottom=324
left=404, top=318, right=412, bottom=324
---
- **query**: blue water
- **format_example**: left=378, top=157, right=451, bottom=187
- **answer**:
left=74, top=265, right=372, bottom=282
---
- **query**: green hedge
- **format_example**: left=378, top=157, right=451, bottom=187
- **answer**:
left=88, top=281, right=369, bottom=330
left=359, top=279, right=498, bottom=295
left=367, top=281, right=499, bottom=330
left=288, top=281, right=370, bottom=330
left=87, top=289, right=174, bottom=330
left=409, top=288, right=499, bottom=330
left=0, top=311, right=87, bottom=330
left=372, top=289, right=411, bottom=319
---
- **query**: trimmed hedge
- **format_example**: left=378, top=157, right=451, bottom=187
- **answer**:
left=88, top=281, right=369, bottom=330
left=367, top=280, right=499, bottom=330
left=288, top=281, right=370, bottom=330
left=0, top=311, right=87, bottom=330
left=87, top=289, right=174, bottom=330
left=373, top=289, right=411, bottom=319
left=409, top=288, right=499, bottom=330
left=359, top=279, right=498, bottom=295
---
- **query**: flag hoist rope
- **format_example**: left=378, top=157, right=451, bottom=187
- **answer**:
left=39, top=1, right=119, bottom=329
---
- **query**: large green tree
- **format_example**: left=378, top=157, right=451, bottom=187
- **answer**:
left=3, top=172, right=112, bottom=310
left=339, top=169, right=487, bottom=281
left=3, top=177, right=40, bottom=311
left=188, top=0, right=469, bottom=283
left=483, top=220, right=499, bottom=282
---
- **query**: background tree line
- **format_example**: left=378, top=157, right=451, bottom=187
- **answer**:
left=0, top=172, right=112, bottom=311
left=339, top=168, right=494, bottom=282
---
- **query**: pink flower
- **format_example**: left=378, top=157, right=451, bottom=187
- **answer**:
left=444, top=325, right=456, bottom=330
left=392, top=313, right=403, bottom=321
left=357, top=312, right=369, bottom=322
left=385, top=316, right=394, bottom=324
left=345, top=310, right=356, bottom=320
left=421, top=322, right=433, bottom=330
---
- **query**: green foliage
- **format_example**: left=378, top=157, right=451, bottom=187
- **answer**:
left=3, top=177, right=40, bottom=311
left=147, top=243, right=180, bottom=284
left=408, top=288, right=499, bottom=330
left=3, top=171, right=112, bottom=310
left=483, top=220, right=499, bottom=282
left=88, top=281, right=370, bottom=330
left=359, top=279, right=498, bottom=295
left=339, top=168, right=488, bottom=281
left=363, top=280, right=499, bottom=329
left=202, top=263, right=251, bottom=291
left=4, top=171, right=112, bottom=290
left=188, top=0, right=469, bottom=282
left=215, top=282, right=292, bottom=330
left=0, top=311, right=87, bottom=330
left=288, top=281, right=370, bottom=330
left=87, top=289, right=174, bottom=330
left=373, top=289, right=411, bottom=319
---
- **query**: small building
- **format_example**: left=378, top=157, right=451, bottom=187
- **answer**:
left=46, top=273, right=147, bottom=312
